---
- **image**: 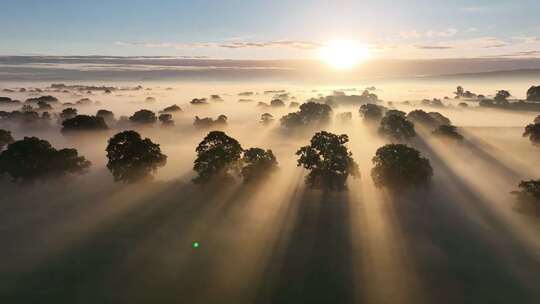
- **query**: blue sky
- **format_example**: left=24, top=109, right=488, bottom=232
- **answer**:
left=1, top=0, right=540, bottom=59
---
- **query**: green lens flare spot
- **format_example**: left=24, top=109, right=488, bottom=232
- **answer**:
left=192, top=242, right=200, bottom=248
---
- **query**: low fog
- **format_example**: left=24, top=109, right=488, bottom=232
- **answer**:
left=2, top=78, right=540, bottom=304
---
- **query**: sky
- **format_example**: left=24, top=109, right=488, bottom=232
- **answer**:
left=1, top=0, right=540, bottom=59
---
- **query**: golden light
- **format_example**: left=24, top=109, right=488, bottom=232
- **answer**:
left=319, top=40, right=369, bottom=70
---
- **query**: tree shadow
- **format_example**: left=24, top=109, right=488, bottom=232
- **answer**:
left=255, top=189, right=356, bottom=304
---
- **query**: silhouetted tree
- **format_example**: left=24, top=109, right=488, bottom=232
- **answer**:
left=96, top=109, right=115, bottom=124
left=371, top=144, right=433, bottom=191
left=378, top=113, right=416, bottom=141
left=523, top=123, right=540, bottom=145
left=37, top=101, right=52, bottom=110
left=241, top=148, right=278, bottom=182
left=62, top=115, right=108, bottom=132
left=60, top=107, right=77, bottom=120
left=129, top=109, right=157, bottom=124
left=270, top=99, right=285, bottom=107
left=106, top=130, right=167, bottom=183
left=159, top=113, right=174, bottom=126
left=494, top=90, right=511, bottom=104
left=210, top=94, right=223, bottom=102
left=296, top=131, right=360, bottom=191
left=337, top=112, right=352, bottom=122
left=0, top=137, right=90, bottom=182
left=260, top=113, right=274, bottom=125
left=432, top=125, right=464, bottom=141
left=359, top=103, right=384, bottom=122
left=0, top=129, right=14, bottom=150
left=25, top=95, right=58, bottom=104
left=280, top=102, right=332, bottom=129
left=193, top=131, right=243, bottom=184
left=407, top=109, right=450, bottom=129
left=511, top=179, right=540, bottom=216
left=161, top=104, right=182, bottom=113
left=190, top=98, right=208, bottom=105
left=526, top=86, right=540, bottom=102
left=455, top=86, right=464, bottom=98
left=194, top=115, right=227, bottom=129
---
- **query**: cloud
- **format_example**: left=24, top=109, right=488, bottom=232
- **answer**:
left=399, top=28, right=458, bottom=39
left=116, top=40, right=323, bottom=50
left=415, top=45, right=454, bottom=50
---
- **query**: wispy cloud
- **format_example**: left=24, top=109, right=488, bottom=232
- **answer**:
left=116, top=40, right=324, bottom=50
left=415, top=45, right=454, bottom=50
left=399, top=28, right=458, bottom=39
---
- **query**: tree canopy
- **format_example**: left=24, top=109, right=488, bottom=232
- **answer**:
left=511, top=179, right=540, bottom=216
left=193, top=131, right=243, bottom=184
left=106, top=130, right=167, bottom=183
left=527, top=86, right=540, bottom=102
left=371, top=144, right=433, bottom=191
left=523, top=123, right=540, bottom=145
left=359, top=103, right=384, bottom=122
left=280, top=102, right=332, bottom=129
left=432, top=125, right=464, bottom=142
left=296, top=131, right=360, bottom=191
left=378, top=113, right=416, bottom=141
left=0, top=137, right=90, bottom=182
left=241, top=147, right=278, bottom=182
left=62, top=115, right=108, bottom=132
left=0, top=129, right=14, bottom=150
left=129, top=109, right=157, bottom=124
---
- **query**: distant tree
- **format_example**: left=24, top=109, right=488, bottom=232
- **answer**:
left=371, top=144, right=433, bottom=190
left=190, top=98, right=208, bottom=105
left=296, top=131, right=360, bottom=191
left=386, top=109, right=406, bottom=117
left=526, top=86, right=540, bottom=102
left=0, top=129, right=14, bottom=150
left=511, top=179, right=540, bottom=216
left=523, top=123, right=540, bottom=145
left=158, top=113, right=174, bottom=125
left=25, top=95, right=59, bottom=104
left=96, top=109, right=115, bottom=124
left=62, top=115, right=108, bottom=132
left=280, top=102, right=332, bottom=129
left=337, top=112, right=352, bottom=122
left=407, top=109, right=450, bottom=129
left=378, top=113, right=416, bottom=141
left=21, top=105, right=33, bottom=112
left=458, top=102, right=468, bottom=107
left=241, top=148, right=278, bottom=182
left=194, top=115, right=227, bottom=129
left=193, top=131, right=243, bottom=184
left=106, top=130, right=167, bottom=183
left=0, top=137, right=90, bottom=182
left=37, top=101, right=52, bottom=110
left=161, top=104, right=182, bottom=113
left=455, top=86, right=464, bottom=98
left=534, top=115, right=540, bottom=124
left=432, top=125, right=464, bottom=141
left=60, top=107, right=78, bottom=120
left=270, top=99, right=285, bottom=107
left=210, top=94, right=223, bottom=102
left=359, top=103, right=384, bottom=122
left=129, top=109, right=157, bottom=124
left=216, top=114, right=228, bottom=125
left=260, top=113, right=274, bottom=125
left=289, top=101, right=300, bottom=108
left=494, top=90, right=511, bottom=104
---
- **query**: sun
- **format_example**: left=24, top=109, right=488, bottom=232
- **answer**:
left=319, top=40, right=369, bottom=70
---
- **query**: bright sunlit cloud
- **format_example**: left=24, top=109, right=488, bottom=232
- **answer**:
left=319, top=40, right=370, bottom=69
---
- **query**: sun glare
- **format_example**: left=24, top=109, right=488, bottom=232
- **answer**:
left=319, top=40, right=369, bottom=70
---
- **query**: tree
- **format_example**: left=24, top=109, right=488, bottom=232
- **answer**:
left=241, top=148, right=278, bottom=182
left=296, top=131, right=360, bottom=191
left=161, top=104, right=182, bottom=113
left=60, top=107, right=77, bottom=120
left=0, top=137, right=90, bottom=182
left=270, top=99, right=285, bottom=107
left=106, top=131, right=167, bottom=183
left=0, top=129, right=14, bottom=150
left=407, top=109, right=450, bottom=129
left=432, top=125, right=464, bottom=142
left=494, top=90, right=511, bottom=104
left=455, top=86, right=464, bottom=98
left=359, top=103, right=384, bottom=121
left=526, top=86, right=540, bottom=102
left=129, top=109, right=157, bottom=124
left=260, top=113, right=274, bottom=125
left=96, top=109, right=115, bottom=124
left=378, top=113, right=416, bottom=141
left=511, top=179, right=540, bottom=216
left=280, top=102, right=332, bottom=129
left=371, top=144, right=433, bottom=191
left=62, top=115, right=108, bottom=132
left=523, top=123, right=540, bottom=145
left=159, top=113, right=174, bottom=125
left=193, top=131, right=243, bottom=184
